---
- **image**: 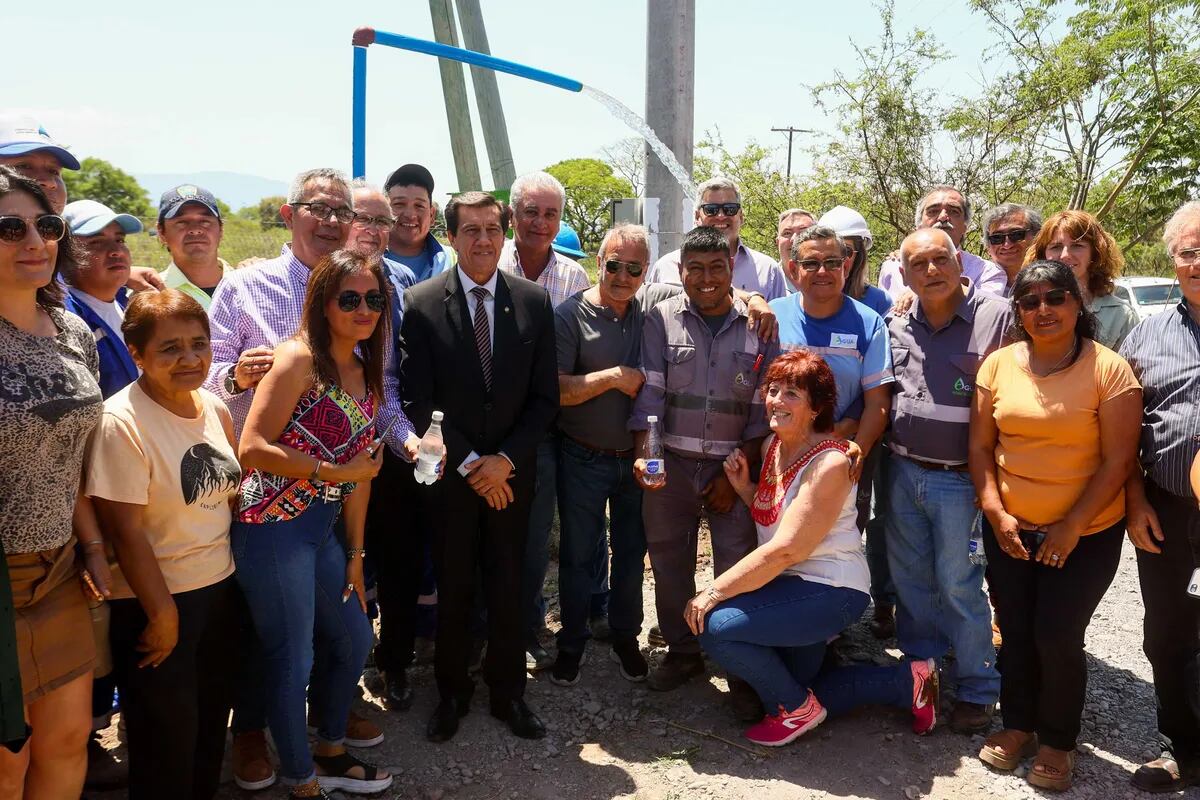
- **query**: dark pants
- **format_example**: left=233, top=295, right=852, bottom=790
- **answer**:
left=110, top=577, right=239, bottom=800
left=429, top=473, right=532, bottom=703
left=555, top=437, right=645, bottom=654
left=522, top=436, right=559, bottom=645
left=1139, top=481, right=1200, bottom=766
left=983, top=517, right=1123, bottom=751
left=858, top=444, right=895, bottom=606
left=366, top=448, right=429, bottom=673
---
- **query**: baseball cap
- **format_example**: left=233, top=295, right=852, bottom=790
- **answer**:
left=384, top=163, right=435, bottom=197
left=0, top=114, right=81, bottom=170
left=63, top=200, right=144, bottom=237
left=158, top=184, right=221, bottom=224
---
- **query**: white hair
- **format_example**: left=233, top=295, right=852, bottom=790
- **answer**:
left=777, top=207, right=816, bottom=225
left=597, top=223, right=650, bottom=264
left=694, top=177, right=741, bottom=209
left=1162, top=201, right=1200, bottom=256
left=899, top=228, right=958, bottom=269
left=510, top=171, right=565, bottom=212
left=288, top=168, right=352, bottom=206
left=914, top=184, right=971, bottom=227
left=350, top=179, right=387, bottom=204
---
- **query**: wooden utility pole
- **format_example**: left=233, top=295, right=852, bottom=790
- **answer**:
left=771, top=126, right=814, bottom=181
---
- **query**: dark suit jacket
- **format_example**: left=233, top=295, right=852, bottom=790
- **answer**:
left=399, top=267, right=559, bottom=480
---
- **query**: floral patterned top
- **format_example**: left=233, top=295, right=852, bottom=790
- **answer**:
left=0, top=308, right=103, bottom=553
left=237, top=383, right=376, bottom=524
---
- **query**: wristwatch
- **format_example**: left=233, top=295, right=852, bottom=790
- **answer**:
left=223, top=365, right=246, bottom=395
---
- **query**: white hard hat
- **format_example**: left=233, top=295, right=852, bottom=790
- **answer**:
left=818, top=205, right=873, bottom=251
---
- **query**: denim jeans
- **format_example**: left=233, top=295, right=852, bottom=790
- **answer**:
left=522, top=435, right=559, bottom=644
left=699, top=576, right=913, bottom=713
left=231, top=499, right=373, bottom=784
left=885, top=456, right=999, bottom=705
left=555, top=437, right=645, bottom=654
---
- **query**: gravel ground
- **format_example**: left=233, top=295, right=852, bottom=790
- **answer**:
left=91, top=535, right=1197, bottom=800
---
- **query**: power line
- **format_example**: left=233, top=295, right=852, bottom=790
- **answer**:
left=771, top=126, right=816, bottom=180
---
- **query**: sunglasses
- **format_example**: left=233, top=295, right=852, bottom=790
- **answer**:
left=604, top=259, right=644, bottom=277
left=986, top=229, right=1031, bottom=246
left=699, top=202, right=742, bottom=217
left=1015, top=288, right=1071, bottom=311
left=0, top=214, right=67, bottom=244
left=337, top=289, right=386, bottom=313
left=796, top=257, right=845, bottom=273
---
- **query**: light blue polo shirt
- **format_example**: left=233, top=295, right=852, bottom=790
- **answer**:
left=768, top=293, right=894, bottom=421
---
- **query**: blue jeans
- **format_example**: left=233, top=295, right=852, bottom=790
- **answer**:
left=885, top=456, right=999, bottom=704
left=522, top=436, right=559, bottom=644
left=231, top=499, right=373, bottom=784
left=555, top=437, right=645, bottom=653
left=700, top=576, right=913, bottom=714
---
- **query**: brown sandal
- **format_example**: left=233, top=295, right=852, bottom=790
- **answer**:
left=979, top=729, right=1038, bottom=771
left=1027, top=746, right=1075, bottom=792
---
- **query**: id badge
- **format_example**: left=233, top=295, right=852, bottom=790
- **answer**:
left=1188, top=568, right=1200, bottom=599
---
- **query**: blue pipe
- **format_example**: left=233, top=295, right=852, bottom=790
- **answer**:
left=371, top=30, right=583, bottom=93
left=352, top=46, right=368, bottom=178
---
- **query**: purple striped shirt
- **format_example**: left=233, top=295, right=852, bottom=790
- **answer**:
left=204, top=245, right=414, bottom=454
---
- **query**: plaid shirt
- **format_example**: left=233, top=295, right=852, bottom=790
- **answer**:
left=499, top=240, right=590, bottom=308
left=204, top=245, right=414, bottom=454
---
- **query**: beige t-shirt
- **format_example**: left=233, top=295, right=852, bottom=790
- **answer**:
left=86, top=383, right=240, bottom=600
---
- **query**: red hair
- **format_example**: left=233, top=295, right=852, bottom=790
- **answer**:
left=761, top=350, right=837, bottom=432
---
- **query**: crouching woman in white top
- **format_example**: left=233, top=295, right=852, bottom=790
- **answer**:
left=690, top=350, right=937, bottom=747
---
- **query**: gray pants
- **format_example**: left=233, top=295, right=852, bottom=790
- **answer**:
left=642, top=450, right=757, bottom=654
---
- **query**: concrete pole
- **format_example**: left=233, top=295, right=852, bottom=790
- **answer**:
left=429, top=0, right=482, bottom=192
left=455, top=0, right=517, bottom=191
left=645, top=0, right=695, bottom=255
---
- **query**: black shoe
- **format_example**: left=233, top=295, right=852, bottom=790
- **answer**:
left=550, top=649, right=585, bottom=687
left=870, top=602, right=896, bottom=639
left=490, top=698, right=547, bottom=739
left=382, top=670, right=414, bottom=711
left=610, top=638, right=648, bottom=682
left=526, top=644, right=553, bottom=671
left=647, top=624, right=667, bottom=648
left=84, top=734, right=128, bottom=791
left=426, top=700, right=460, bottom=742
left=647, top=652, right=705, bottom=692
left=1131, top=752, right=1200, bottom=793
left=727, top=677, right=765, bottom=723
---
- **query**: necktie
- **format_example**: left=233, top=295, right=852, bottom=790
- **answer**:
left=471, top=286, right=492, bottom=390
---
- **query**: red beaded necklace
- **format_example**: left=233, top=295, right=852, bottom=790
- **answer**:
left=751, top=437, right=849, bottom=526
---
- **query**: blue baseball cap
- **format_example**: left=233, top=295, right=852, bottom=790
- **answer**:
left=552, top=222, right=587, bottom=259
left=63, top=200, right=143, bottom=237
left=0, top=114, right=81, bottom=170
left=158, top=184, right=221, bottom=224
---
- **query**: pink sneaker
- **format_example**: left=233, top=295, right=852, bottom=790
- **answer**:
left=911, top=658, right=939, bottom=735
left=744, top=690, right=827, bottom=746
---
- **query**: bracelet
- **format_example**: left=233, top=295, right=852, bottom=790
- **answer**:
left=705, top=586, right=726, bottom=604
left=79, top=540, right=105, bottom=552
left=347, top=548, right=366, bottom=559
left=310, top=460, right=323, bottom=481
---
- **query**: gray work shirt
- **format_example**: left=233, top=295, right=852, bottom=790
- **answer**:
left=630, top=294, right=777, bottom=459
left=1119, top=302, right=1200, bottom=499
left=887, top=286, right=1013, bottom=465
left=555, top=284, right=680, bottom=451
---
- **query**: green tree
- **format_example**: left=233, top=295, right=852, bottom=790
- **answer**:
left=249, top=196, right=286, bottom=230
left=544, top=159, right=634, bottom=252
left=63, top=157, right=152, bottom=218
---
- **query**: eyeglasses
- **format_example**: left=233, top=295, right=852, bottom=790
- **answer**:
left=1015, top=288, right=1071, bottom=311
left=986, top=229, right=1031, bottom=246
left=604, top=259, right=644, bottom=277
left=337, top=289, right=386, bottom=313
left=699, top=202, right=742, bottom=218
left=353, top=214, right=396, bottom=230
left=795, top=257, right=845, bottom=273
left=1173, top=247, right=1200, bottom=266
left=292, top=202, right=355, bottom=224
left=0, top=214, right=66, bottom=244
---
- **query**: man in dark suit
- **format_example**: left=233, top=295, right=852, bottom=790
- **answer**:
left=399, top=191, right=559, bottom=742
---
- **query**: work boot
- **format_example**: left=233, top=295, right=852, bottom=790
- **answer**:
left=949, top=700, right=995, bottom=734
left=647, top=652, right=705, bottom=692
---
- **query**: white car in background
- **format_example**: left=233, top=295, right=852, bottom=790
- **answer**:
left=1113, top=276, right=1181, bottom=321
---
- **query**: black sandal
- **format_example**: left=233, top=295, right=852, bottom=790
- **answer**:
left=312, top=750, right=394, bottom=794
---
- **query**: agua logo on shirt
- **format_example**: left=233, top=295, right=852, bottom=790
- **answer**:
left=952, top=377, right=973, bottom=397
left=830, top=332, right=858, bottom=350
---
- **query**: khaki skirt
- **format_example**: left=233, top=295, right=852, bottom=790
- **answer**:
left=7, top=540, right=95, bottom=704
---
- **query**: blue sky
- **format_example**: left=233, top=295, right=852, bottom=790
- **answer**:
left=6, top=1, right=1002, bottom=200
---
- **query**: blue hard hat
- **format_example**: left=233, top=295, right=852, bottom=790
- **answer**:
left=551, top=222, right=587, bottom=259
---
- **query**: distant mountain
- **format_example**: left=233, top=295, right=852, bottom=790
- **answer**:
left=134, top=171, right=289, bottom=212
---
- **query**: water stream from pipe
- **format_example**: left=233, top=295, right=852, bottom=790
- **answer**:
left=581, top=85, right=696, bottom=200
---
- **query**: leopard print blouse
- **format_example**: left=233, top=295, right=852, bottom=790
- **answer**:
left=0, top=307, right=102, bottom=554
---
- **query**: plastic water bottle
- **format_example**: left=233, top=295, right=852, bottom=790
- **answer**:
left=414, top=411, right=445, bottom=485
left=968, top=514, right=987, bottom=566
left=643, top=415, right=666, bottom=487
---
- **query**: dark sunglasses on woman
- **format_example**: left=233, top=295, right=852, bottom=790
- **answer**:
left=604, top=259, right=644, bottom=277
left=1014, top=288, right=1070, bottom=311
left=337, top=289, right=387, bottom=313
left=0, top=214, right=67, bottom=244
